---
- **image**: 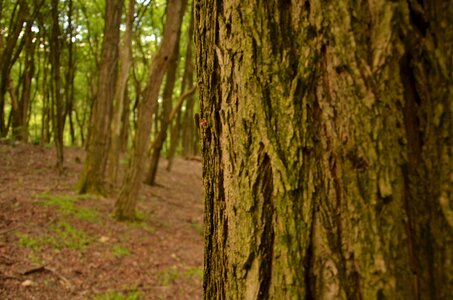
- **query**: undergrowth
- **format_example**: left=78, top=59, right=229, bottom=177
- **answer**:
left=91, top=289, right=142, bottom=300
left=18, top=220, right=93, bottom=251
left=37, top=193, right=98, bottom=222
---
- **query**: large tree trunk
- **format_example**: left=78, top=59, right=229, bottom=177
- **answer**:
left=113, top=0, right=186, bottom=221
left=78, top=0, right=123, bottom=195
left=195, top=1, right=453, bottom=299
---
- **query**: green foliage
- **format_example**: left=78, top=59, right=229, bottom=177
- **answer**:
left=119, top=157, right=129, bottom=166
left=183, top=266, right=203, bottom=281
left=91, top=289, right=142, bottom=300
left=17, top=221, right=93, bottom=251
left=157, top=266, right=203, bottom=286
left=157, top=267, right=180, bottom=286
left=18, top=233, right=41, bottom=251
left=123, top=210, right=155, bottom=233
left=111, top=244, right=130, bottom=258
left=50, top=221, right=93, bottom=250
left=38, top=193, right=98, bottom=222
left=191, top=222, right=204, bottom=236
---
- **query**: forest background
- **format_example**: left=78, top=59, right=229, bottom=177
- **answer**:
left=1, top=0, right=204, bottom=299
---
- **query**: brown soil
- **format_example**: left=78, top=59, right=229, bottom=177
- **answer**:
left=0, top=142, right=204, bottom=300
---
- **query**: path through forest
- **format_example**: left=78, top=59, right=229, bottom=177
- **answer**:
left=0, top=142, right=203, bottom=299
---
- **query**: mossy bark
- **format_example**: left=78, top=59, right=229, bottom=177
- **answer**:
left=195, top=0, right=453, bottom=299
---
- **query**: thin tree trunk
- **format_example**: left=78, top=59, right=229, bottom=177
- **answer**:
left=65, top=0, right=76, bottom=145
left=107, top=0, right=135, bottom=186
left=144, top=16, right=184, bottom=185
left=18, top=22, right=35, bottom=142
left=147, top=85, right=197, bottom=183
left=40, top=54, right=50, bottom=145
left=196, top=1, right=453, bottom=299
left=165, top=109, right=181, bottom=171
left=119, top=90, right=130, bottom=153
left=50, top=0, right=64, bottom=170
left=167, top=4, right=194, bottom=170
left=113, top=0, right=186, bottom=221
left=78, top=0, right=123, bottom=195
left=8, top=19, right=35, bottom=142
left=0, top=0, right=28, bottom=137
left=181, top=8, right=195, bottom=158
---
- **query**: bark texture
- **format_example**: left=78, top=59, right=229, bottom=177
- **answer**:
left=195, top=0, right=453, bottom=299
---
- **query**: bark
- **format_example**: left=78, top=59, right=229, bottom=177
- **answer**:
left=107, top=0, right=135, bottom=186
left=113, top=0, right=186, bottom=221
left=78, top=0, right=123, bottom=195
left=195, top=1, right=453, bottom=299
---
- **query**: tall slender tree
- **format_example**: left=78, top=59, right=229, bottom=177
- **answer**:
left=167, top=4, right=195, bottom=171
left=181, top=7, right=196, bottom=158
left=107, top=0, right=135, bottom=186
left=144, top=5, right=184, bottom=185
left=65, top=0, right=76, bottom=145
left=196, top=1, right=453, bottom=299
left=50, top=0, right=65, bottom=169
left=78, top=0, right=123, bottom=194
left=114, top=0, right=187, bottom=221
left=0, top=0, right=29, bottom=137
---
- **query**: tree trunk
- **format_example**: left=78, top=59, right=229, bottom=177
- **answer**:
left=195, top=1, right=453, bottom=299
left=107, top=0, right=135, bottom=186
left=144, top=12, right=184, bottom=185
left=181, top=8, right=196, bottom=158
left=50, top=0, right=64, bottom=170
left=113, top=0, right=186, bottom=221
left=40, top=54, right=51, bottom=145
left=65, top=0, right=76, bottom=145
left=9, top=20, right=35, bottom=142
left=167, top=5, right=195, bottom=170
left=78, top=0, right=123, bottom=195
left=0, top=0, right=28, bottom=137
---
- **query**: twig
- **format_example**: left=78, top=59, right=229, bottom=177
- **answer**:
left=45, top=266, right=72, bottom=289
left=21, top=265, right=72, bottom=289
left=0, top=225, right=21, bottom=235
left=21, top=265, right=46, bottom=275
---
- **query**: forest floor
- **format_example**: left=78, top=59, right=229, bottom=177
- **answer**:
left=0, top=142, right=204, bottom=300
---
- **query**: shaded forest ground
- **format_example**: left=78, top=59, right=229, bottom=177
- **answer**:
left=0, top=142, right=204, bottom=299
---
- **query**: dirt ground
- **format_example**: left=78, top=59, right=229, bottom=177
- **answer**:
left=0, top=142, right=204, bottom=300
